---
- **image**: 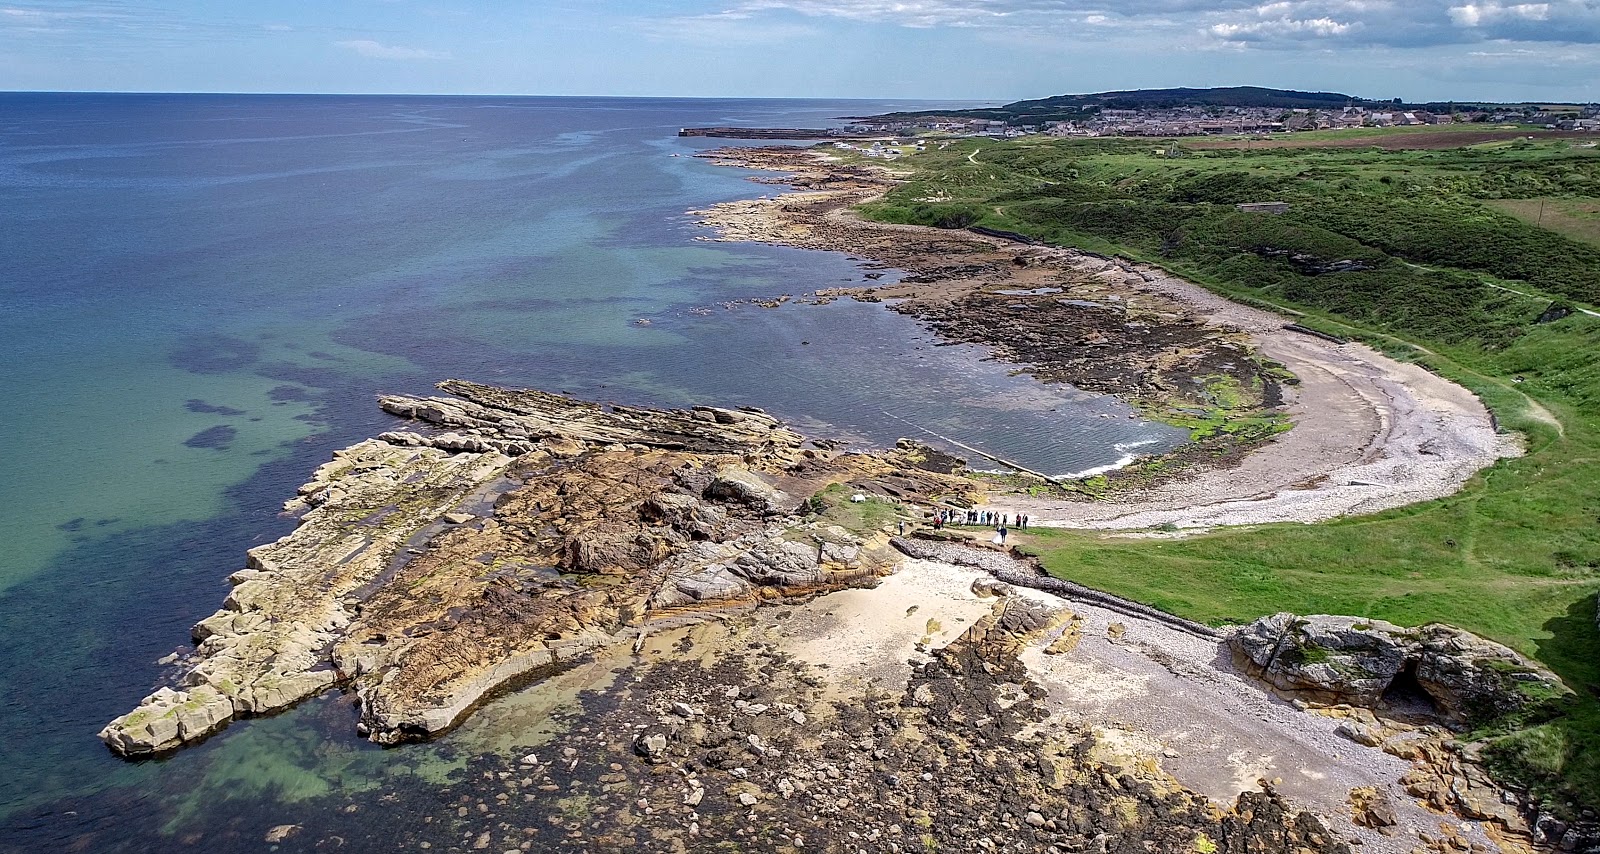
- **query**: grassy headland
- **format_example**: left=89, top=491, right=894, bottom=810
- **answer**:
left=853, top=132, right=1600, bottom=812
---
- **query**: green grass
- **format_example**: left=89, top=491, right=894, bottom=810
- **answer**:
left=807, top=483, right=901, bottom=536
left=856, top=134, right=1600, bottom=814
left=1487, top=197, right=1600, bottom=249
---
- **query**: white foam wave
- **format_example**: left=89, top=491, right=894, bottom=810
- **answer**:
left=1057, top=439, right=1161, bottom=479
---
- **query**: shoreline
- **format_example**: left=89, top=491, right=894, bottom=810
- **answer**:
left=76, top=143, right=1553, bottom=854
left=692, top=145, right=1521, bottom=529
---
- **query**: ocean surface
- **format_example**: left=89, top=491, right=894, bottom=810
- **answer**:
left=0, top=93, right=1183, bottom=850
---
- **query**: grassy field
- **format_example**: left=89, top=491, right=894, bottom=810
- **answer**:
left=1487, top=197, right=1600, bottom=248
left=1185, top=126, right=1591, bottom=150
left=852, top=133, right=1600, bottom=813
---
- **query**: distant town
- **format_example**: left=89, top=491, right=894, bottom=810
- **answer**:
left=681, top=93, right=1600, bottom=144
left=850, top=103, right=1600, bottom=139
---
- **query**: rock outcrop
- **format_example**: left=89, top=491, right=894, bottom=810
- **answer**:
left=1229, top=613, right=1567, bottom=726
left=100, top=381, right=976, bottom=756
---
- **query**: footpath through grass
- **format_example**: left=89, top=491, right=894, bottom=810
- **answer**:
left=853, top=131, right=1600, bottom=813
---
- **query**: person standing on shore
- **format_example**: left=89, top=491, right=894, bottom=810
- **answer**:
left=998, top=524, right=1008, bottom=545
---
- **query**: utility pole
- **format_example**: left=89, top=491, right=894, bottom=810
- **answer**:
left=1537, top=198, right=1546, bottom=228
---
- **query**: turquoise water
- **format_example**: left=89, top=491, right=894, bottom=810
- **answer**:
left=0, top=94, right=1183, bottom=849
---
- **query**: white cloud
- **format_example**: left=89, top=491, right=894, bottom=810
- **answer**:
left=335, top=39, right=448, bottom=60
left=668, top=0, right=1600, bottom=46
left=1210, top=15, right=1356, bottom=37
left=634, top=10, right=820, bottom=43
left=1448, top=2, right=1550, bottom=26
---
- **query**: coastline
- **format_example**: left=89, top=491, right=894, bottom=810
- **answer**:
left=691, top=145, right=1521, bottom=530
left=74, top=141, right=1554, bottom=854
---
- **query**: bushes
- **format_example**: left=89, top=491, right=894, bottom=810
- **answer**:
left=1162, top=171, right=1303, bottom=205
left=861, top=136, right=1599, bottom=348
left=1303, top=197, right=1600, bottom=304
left=861, top=200, right=984, bottom=230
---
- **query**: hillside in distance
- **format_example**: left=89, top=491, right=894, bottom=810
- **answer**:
left=866, top=85, right=1579, bottom=124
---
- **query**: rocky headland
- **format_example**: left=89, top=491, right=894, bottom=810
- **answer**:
left=100, top=381, right=976, bottom=755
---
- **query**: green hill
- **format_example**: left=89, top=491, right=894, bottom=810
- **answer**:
left=868, top=86, right=1585, bottom=125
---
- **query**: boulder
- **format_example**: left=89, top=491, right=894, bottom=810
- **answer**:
left=1230, top=613, right=1407, bottom=706
left=98, top=684, right=235, bottom=756
left=1411, top=623, right=1568, bottom=723
left=1230, top=613, right=1566, bottom=726
left=705, top=467, right=788, bottom=513
left=1348, top=786, right=1397, bottom=833
left=635, top=731, right=669, bottom=763
left=658, top=565, right=751, bottom=607
left=732, top=538, right=823, bottom=587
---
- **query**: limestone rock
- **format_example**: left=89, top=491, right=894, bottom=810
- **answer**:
left=971, top=577, right=1014, bottom=598
left=1410, top=623, right=1565, bottom=724
left=706, top=466, right=788, bottom=513
left=1334, top=721, right=1383, bottom=748
left=98, top=683, right=235, bottom=756
left=635, top=731, right=669, bottom=763
left=104, top=381, right=979, bottom=756
left=1230, top=613, right=1407, bottom=705
left=1231, top=612, right=1566, bottom=726
left=732, top=538, right=823, bottom=587
left=1348, top=786, right=1397, bottom=833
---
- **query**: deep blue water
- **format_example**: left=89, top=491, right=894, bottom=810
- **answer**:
left=0, top=93, right=1182, bottom=849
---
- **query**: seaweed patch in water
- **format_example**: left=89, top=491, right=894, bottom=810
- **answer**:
left=184, top=425, right=238, bottom=450
left=169, top=335, right=260, bottom=375
left=185, top=399, right=247, bottom=416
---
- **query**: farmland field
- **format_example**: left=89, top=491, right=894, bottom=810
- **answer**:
left=1488, top=197, right=1600, bottom=248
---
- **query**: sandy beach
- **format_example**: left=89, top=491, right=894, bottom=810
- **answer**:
left=694, top=146, right=1521, bottom=531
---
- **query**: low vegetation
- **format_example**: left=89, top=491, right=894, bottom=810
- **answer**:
left=857, top=131, right=1600, bottom=813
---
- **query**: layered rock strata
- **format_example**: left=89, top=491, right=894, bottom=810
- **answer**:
left=1230, top=613, right=1567, bottom=726
left=100, top=382, right=976, bottom=756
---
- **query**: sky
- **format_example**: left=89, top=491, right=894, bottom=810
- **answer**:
left=1, top=1, right=1597, bottom=103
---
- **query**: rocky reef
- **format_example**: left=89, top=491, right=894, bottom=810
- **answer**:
left=268, top=583, right=1353, bottom=854
left=1229, top=613, right=1567, bottom=727
left=100, top=381, right=976, bottom=756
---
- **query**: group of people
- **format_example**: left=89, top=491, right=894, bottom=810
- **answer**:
left=923, top=508, right=1031, bottom=533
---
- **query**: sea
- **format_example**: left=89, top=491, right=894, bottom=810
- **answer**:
left=0, top=93, right=1183, bottom=850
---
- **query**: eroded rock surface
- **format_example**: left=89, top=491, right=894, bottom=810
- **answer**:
left=1230, top=613, right=1566, bottom=726
left=355, top=588, right=1353, bottom=854
left=100, top=381, right=975, bottom=756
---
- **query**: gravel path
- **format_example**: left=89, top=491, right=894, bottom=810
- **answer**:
left=1005, top=580, right=1503, bottom=854
left=769, top=556, right=1512, bottom=854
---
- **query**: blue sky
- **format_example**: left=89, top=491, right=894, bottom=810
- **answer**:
left=2, top=1, right=1597, bottom=102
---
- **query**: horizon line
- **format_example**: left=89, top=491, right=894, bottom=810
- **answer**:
left=2, top=87, right=1591, bottom=105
